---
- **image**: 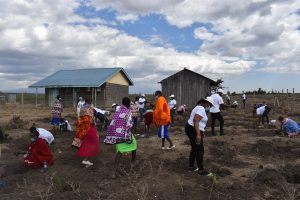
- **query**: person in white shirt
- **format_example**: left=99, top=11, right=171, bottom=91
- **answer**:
left=77, top=97, right=85, bottom=118
left=241, top=92, right=247, bottom=109
left=168, top=94, right=177, bottom=126
left=209, top=89, right=224, bottom=136
left=225, top=94, right=230, bottom=105
left=255, top=105, right=272, bottom=125
left=231, top=100, right=238, bottom=109
left=112, top=103, right=120, bottom=112
left=138, top=94, right=146, bottom=122
left=30, top=127, right=54, bottom=145
left=94, top=107, right=110, bottom=130
left=185, top=97, right=214, bottom=176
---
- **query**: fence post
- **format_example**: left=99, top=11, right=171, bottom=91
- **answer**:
left=293, top=88, right=295, bottom=112
left=35, top=88, right=38, bottom=109
left=21, top=92, right=24, bottom=115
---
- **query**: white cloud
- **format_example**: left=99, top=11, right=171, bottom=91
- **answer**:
left=116, top=13, right=139, bottom=24
left=0, top=0, right=299, bottom=93
left=89, top=0, right=300, bottom=74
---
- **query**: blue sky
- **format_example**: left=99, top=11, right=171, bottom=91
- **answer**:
left=0, top=0, right=299, bottom=94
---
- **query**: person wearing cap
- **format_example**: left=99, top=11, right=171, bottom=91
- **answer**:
left=130, top=97, right=140, bottom=132
left=185, top=97, right=213, bottom=176
left=177, top=104, right=186, bottom=115
left=168, top=94, right=177, bottom=126
left=138, top=94, right=146, bottom=122
left=278, top=116, right=300, bottom=138
left=51, top=95, right=63, bottom=129
left=209, top=89, right=224, bottom=136
left=112, top=103, right=120, bottom=112
left=153, top=91, right=175, bottom=150
left=77, top=97, right=85, bottom=118
left=241, top=92, right=247, bottom=109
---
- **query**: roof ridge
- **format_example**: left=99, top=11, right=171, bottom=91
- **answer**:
left=57, top=67, right=123, bottom=72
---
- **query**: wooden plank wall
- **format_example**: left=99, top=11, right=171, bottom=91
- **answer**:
left=161, top=70, right=212, bottom=110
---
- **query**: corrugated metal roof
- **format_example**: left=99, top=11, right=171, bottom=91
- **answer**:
left=29, top=68, right=133, bottom=88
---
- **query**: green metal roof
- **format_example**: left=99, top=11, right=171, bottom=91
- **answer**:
left=29, top=68, right=133, bottom=88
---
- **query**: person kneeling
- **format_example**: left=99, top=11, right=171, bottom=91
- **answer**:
left=278, top=116, right=300, bottom=138
left=15, top=129, right=54, bottom=170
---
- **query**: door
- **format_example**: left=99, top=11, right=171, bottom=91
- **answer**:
left=49, top=88, right=59, bottom=107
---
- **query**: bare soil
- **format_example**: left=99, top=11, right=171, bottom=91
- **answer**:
left=0, top=98, right=300, bottom=200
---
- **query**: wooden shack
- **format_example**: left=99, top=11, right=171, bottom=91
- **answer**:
left=159, top=68, right=216, bottom=109
left=29, top=68, right=133, bottom=108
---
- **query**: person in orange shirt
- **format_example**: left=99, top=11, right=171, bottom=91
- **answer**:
left=153, top=91, right=175, bottom=150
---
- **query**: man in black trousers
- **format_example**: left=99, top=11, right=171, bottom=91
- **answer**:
left=210, top=89, right=224, bottom=136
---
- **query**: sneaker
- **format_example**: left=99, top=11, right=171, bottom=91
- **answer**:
left=161, top=147, right=166, bottom=150
left=167, top=145, right=176, bottom=150
left=82, top=160, right=93, bottom=166
left=188, top=166, right=199, bottom=172
left=198, top=170, right=210, bottom=176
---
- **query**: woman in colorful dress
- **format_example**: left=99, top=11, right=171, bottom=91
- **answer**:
left=72, top=99, right=93, bottom=147
left=51, top=95, right=63, bottom=128
left=104, top=97, right=137, bottom=178
left=73, top=99, right=99, bottom=167
left=14, top=129, right=54, bottom=169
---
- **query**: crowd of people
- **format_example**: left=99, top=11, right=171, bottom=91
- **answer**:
left=12, top=89, right=299, bottom=178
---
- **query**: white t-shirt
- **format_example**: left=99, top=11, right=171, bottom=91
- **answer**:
left=188, top=106, right=208, bottom=132
left=209, top=93, right=224, bottom=113
left=168, top=99, right=177, bottom=109
left=138, top=97, right=146, bottom=109
left=256, top=105, right=266, bottom=116
left=232, top=101, right=238, bottom=105
left=94, top=107, right=106, bottom=115
left=37, top=128, right=54, bottom=144
left=242, top=94, right=247, bottom=100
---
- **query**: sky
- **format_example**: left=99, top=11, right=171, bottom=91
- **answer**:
left=0, top=0, right=300, bottom=94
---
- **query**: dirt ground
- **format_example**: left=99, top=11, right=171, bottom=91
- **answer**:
left=0, top=96, right=300, bottom=200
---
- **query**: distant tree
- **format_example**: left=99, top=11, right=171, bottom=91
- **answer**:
left=215, top=78, right=224, bottom=88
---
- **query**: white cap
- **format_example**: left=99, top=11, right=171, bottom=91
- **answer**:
left=169, top=94, right=175, bottom=98
left=141, top=94, right=145, bottom=97
left=217, top=88, right=224, bottom=94
left=183, top=104, right=186, bottom=107
left=112, top=103, right=117, bottom=107
left=204, top=96, right=214, bottom=106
